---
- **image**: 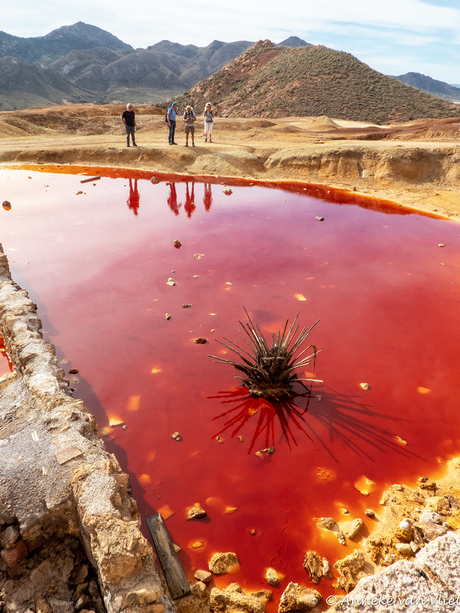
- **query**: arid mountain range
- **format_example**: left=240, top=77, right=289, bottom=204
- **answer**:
left=0, top=22, right=258, bottom=110
left=0, top=23, right=304, bottom=111
left=170, top=40, right=458, bottom=124
left=0, top=22, right=458, bottom=123
left=394, top=72, right=460, bottom=102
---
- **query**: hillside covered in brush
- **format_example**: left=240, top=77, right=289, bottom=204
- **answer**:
left=170, top=41, right=458, bottom=124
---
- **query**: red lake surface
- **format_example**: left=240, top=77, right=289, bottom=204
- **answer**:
left=1, top=165, right=460, bottom=606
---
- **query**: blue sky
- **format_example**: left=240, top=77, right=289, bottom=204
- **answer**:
left=4, top=0, right=460, bottom=83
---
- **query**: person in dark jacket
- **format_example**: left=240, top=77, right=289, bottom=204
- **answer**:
left=122, top=103, right=137, bottom=147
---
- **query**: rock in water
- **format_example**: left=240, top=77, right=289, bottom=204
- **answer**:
left=303, top=551, right=323, bottom=584
left=208, top=552, right=240, bottom=575
left=278, top=582, right=321, bottom=612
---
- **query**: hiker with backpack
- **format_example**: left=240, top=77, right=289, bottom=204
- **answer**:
left=183, top=105, right=196, bottom=147
left=166, top=102, right=179, bottom=145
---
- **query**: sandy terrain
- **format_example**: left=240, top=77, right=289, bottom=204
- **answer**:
left=0, top=105, right=459, bottom=219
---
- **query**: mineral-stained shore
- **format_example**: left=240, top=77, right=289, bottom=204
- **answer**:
left=0, top=105, right=459, bottom=219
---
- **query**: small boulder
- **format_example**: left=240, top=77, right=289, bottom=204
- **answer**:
left=318, top=517, right=335, bottom=530
left=278, top=582, right=321, bottom=613
left=322, top=558, right=333, bottom=579
left=210, top=583, right=266, bottom=613
left=209, top=552, right=240, bottom=575
left=265, top=567, right=282, bottom=587
left=187, top=504, right=207, bottom=520
left=333, top=550, right=367, bottom=593
left=1, top=539, right=28, bottom=567
left=195, top=569, right=213, bottom=583
left=303, top=551, right=323, bottom=584
left=344, top=518, right=364, bottom=540
left=0, top=525, right=19, bottom=550
left=395, top=543, right=414, bottom=557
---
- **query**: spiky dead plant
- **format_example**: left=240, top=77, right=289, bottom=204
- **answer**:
left=208, top=308, right=322, bottom=399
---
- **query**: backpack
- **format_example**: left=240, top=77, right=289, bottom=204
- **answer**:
left=165, top=112, right=168, bottom=123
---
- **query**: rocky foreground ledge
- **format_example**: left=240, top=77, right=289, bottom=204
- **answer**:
left=2, top=238, right=460, bottom=613
left=0, top=244, right=174, bottom=613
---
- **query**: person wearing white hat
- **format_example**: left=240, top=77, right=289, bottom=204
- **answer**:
left=203, top=102, right=214, bottom=143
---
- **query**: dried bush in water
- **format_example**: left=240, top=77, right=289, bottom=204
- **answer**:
left=208, top=308, right=322, bottom=399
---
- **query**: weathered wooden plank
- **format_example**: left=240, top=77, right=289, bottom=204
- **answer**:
left=147, top=513, right=191, bottom=599
left=80, top=176, right=101, bottom=183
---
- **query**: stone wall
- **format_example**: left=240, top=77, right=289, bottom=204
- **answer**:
left=0, top=244, right=175, bottom=613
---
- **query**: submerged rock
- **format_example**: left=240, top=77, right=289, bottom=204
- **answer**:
left=278, top=582, right=321, bottom=613
left=344, top=518, right=364, bottom=540
left=333, top=550, right=367, bottom=593
left=265, top=567, right=282, bottom=587
left=255, top=447, right=275, bottom=459
left=194, top=569, right=212, bottom=583
left=303, top=551, right=323, bottom=584
left=193, top=337, right=208, bottom=344
left=322, top=558, right=333, bottom=579
left=187, top=504, right=207, bottom=520
left=210, top=583, right=268, bottom=613
left=209, top=552, right=240, bottom=575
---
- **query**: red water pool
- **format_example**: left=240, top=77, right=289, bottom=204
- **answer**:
left=0, top=335, right=13, bottom=378
left=1, top=165, right=460, bottom=606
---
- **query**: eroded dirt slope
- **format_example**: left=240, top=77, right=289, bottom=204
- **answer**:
left=0, top=105, right=459, bottom=218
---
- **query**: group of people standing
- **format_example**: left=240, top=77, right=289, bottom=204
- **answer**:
left=166, top=102, right=214, bottom=146
left=121, top=102, right=214, bottom=147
